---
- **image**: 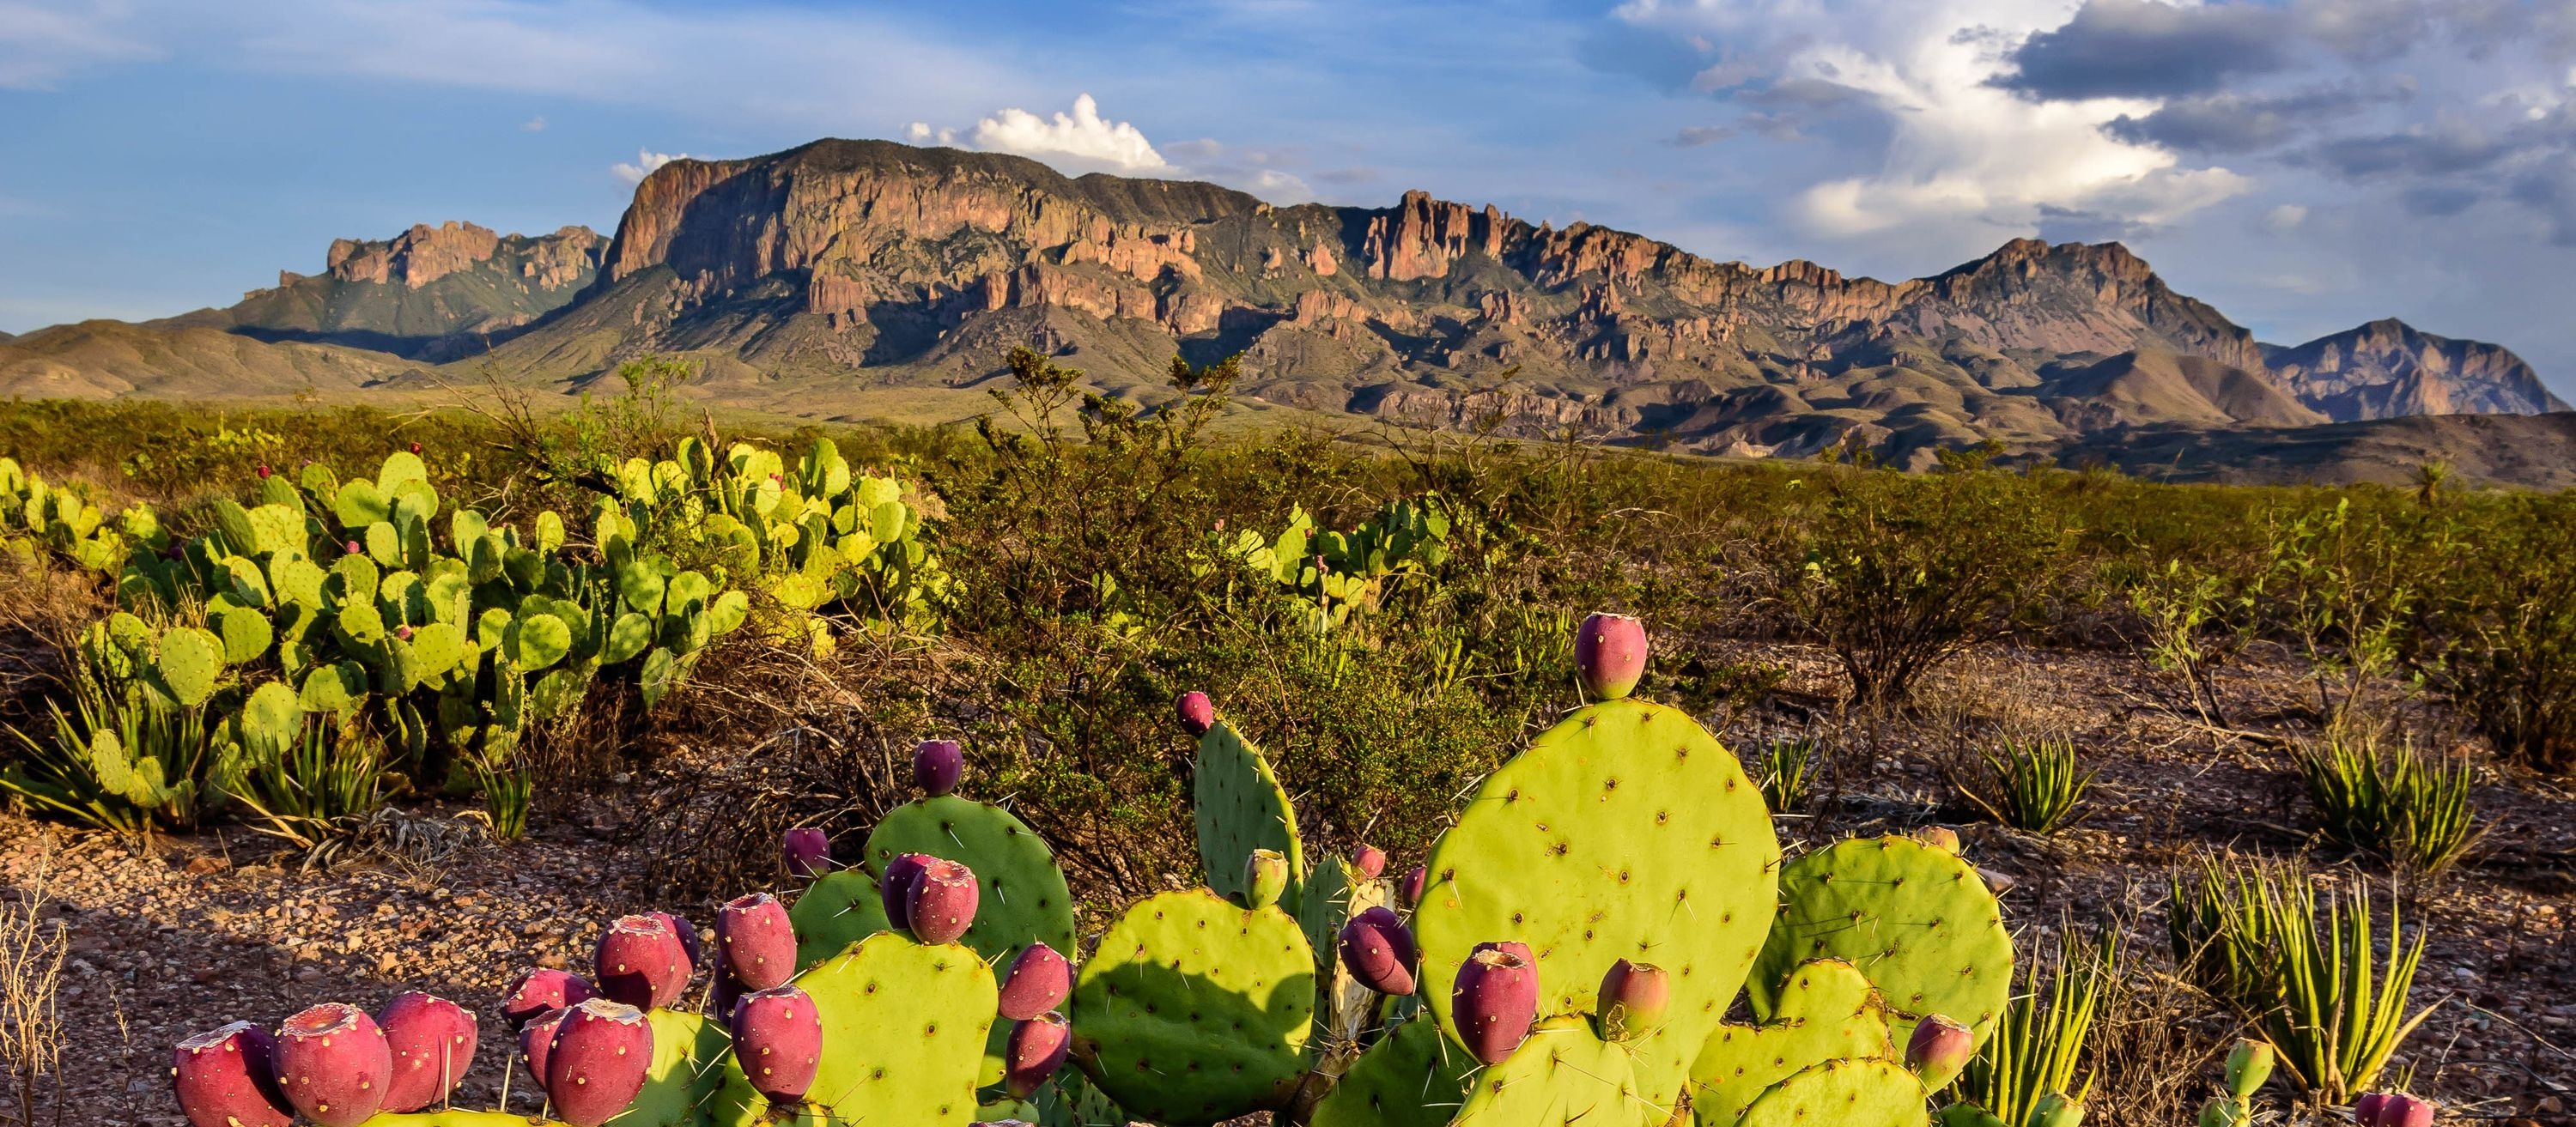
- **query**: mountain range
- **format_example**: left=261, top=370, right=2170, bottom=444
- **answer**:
left=3, top=138, right=2567, bottom=483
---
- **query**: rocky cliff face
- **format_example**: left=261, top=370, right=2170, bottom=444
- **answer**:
left=175, top=222, right=605, bottom=360
left=2263, top=318, right=2570, bottom=421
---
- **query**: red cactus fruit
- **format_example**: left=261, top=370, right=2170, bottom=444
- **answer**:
left=173, top=1021, right=293, bottom=1127
left=1451, top=942, right=1539, bottom=1065
left=651, top=911, right=703, bottom=972
left=1575, top=612, right=1649, bottom=700
left=907, top=857, right=980, bottom=945
left=2373, top=1094, right=2435, bottom=1127
left=344, top=540, right=362, bottom=556
left=2355, top=1094, right=2388, bottom=1124
left=729, top=985, right=823, bottom=1104
left=519, top=1007, right=571, bottom=1084
left=913, top=738, right=964, bottom=797
left=1004, top=1011, right=1072, bottom=1100
left=500, top=967, right=596, bottom=1031
left=544, top=998, right=653, bottom=1127
left=394, top=624, right=414, bottom=641
left=375, top=991, right=477, bottom=1112
left=1336, top=906, right=1419, bottom=997
left=1905, top=1015, right=1976, bottom=1085
left=997, top=942, right=1073, bottom=1021
left=408, top=442, right=422, bottom=455
left=1401, top=864, right=1427, bottom=907
left=781, top=827, right=830, bottom=878
left=1352, top=844, right=1388, bottom=880
left=593, top=913, right=690, bottom=1010
left=880, top=851, right=934, bottom=930
left=272, top=1002, right=392, bottom=1127
left=256, top=464, right=272, bottom=480
left=1597, top=959, right=1669, bottom=1042
left=715, top=892, right=797, bottom=992
left=1176, top=691, right=1215, bottom=736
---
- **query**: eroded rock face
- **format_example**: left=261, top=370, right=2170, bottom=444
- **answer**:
left=2265, top=318, right=2570, bottom=421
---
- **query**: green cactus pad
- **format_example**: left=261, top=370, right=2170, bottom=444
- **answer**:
left=1413, top=697, right=1780, bottom=1111
left=508, top=612, right=571, bottom=670
left=1309, top=1014, right=1476, bottom=1127
left=348, top=1112, right=550, bottom=1126
left=299, top=660, right=368, bottom=717
left=246, top=503, right=304, bottom=557
left=1449, top=1015, right=1665, bottom=1127
left=613, top=1007, right=756, bottom=1127
left=210, top=603, right=273, bottom=665
left=1732, top=1057, right=1928, bottom=1127
left=1193, top=719, right=1304, bottom=906
left=1750, top=836, right=2012, bottom=1051
left=154, top=626, right=225, bottom=706
left=777, top=931, right=996, bottom=1125
left=1070, top=889, right=1315, bottom=1125
left=1689, top=959, right=1899, bottom=1125
left=793, top=869, right=893, bottom=970
left=863, top=795, right=1078, bottom=966
left=271, top=555, right=326, bottom=609
left=1934, top=1103, right=2010, bottom=1127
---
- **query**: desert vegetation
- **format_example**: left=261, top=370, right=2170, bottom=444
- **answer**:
left=0, top=349, right=2566, bottom=1125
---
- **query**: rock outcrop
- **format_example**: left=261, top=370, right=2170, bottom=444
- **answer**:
left=2263, top=318, right=2570, bottom=421
left=169, top=223, right=605, bottom=360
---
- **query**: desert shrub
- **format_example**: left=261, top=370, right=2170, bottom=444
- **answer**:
left=0, top=628, right=228, bottom=837
left=2287, top=731, right=2484, bottom=873
left=2256, top=499, right=2427, bottom=733
left=2124, top=558, right=2262, bottom=729
left=0, top=865, right=66, bottom=1126
left=2420, top=492, right=2576, bottom=773
left=1957, top=734, right=2095, bottom=835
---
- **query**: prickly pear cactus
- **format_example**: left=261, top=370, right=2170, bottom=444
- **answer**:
left=1751, top=836, right=2012, bottom=1051
left=1298, top=853, right=1394, bottom=1048
left=1193, top=719, right=1304, bottom=908
left=1733, top=1057, right=1929, bottom=1127
left=774, top=931, right=996, bottom=1125
left=1307, top=1016, right=1475, bottom=1127
left=1689, top=959, right=1899, bottom=1125
left=790, top=869, right=892, bottom=971
left=1933, top=1104, right=2011, bottom=1127
left=1068, top=890, right=1314, bottom=1125
left=349, top=1112, right=548, bottom=1126
left=1413, top=697, right=1779, bottom=1110
left=622, top=1008, right=756, bottom=1127
left=861, top=796, right=1077, bottom=965
left=1448, top=1015, right=1663, bottom=1127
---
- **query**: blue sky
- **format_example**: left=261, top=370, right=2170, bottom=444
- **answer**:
left=6, top=1, right=2575, bottom=397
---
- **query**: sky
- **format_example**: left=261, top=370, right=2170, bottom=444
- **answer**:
left=4, top=0, right=2575, bottom=398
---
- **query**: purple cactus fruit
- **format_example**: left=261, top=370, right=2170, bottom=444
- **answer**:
left=593, top=913, right=690, bottom=1010
left=2374, top=1094, right=2435, bottom=1127
left=409, top=442, right=423, bottom=455
left=519, top=1007, right=571, bottom=1083
left=1451, top=942, right=1539, bottom=1065
left=651, top=911, right=703, bottom=972
left=880, top=851, right=935, bottom=930
left=1336, top=906, right=1419, bottom=997
left=1575, top=612, right=1649, bottom=700
left=272, top=1002, right=392, bottom=1127
left=395, top=624, right=415, bottom=641
left=907, top=857, right=980, bottom=945
left=1004, top=1011, right=1072, bottom=1100
left=376, top=991, right=477, bottom=1112
left=782, top=827, right=830, bottom=878
left=500, top=967, right=597, bottom=1031
left=729, top=985, right=823, bottom=1104
left=344, top=540, right=362, bottom=556
left=711, top=973, right=747, bottom=1025
left=1400, top=864, right=1428, bottom=907
left=913, top=738, right=964, bottom=797
left=172, top=1021, right=293, bottom=1127
left=998, top=942, right=1073, bottom=1021
left=1352, top=845, right=1388, bottom=881
left=1597, top=960, right=1669, bottom=1042
left=1906, top=1015, right=1976, bottom=1087
left=257, top=464, right=273, bottom=480
left=2354, top=1094, right=2389, bottom=1124
left=715, top=892, right=797, bottom=992
left=544, top=998, right=653, bottom=1127
left=1176, top=691, right=1215, bottom=736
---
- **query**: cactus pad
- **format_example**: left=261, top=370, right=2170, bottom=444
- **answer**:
left=1689, top=959, right=1899, bottom=1125
left=1751, top=836, right=2012, bottom=1050
left=1448, top=1015, right=1664, bottom=1127
left=1308, top=1015, right=1475, bottom=1127
left=1413, top=698, right=1779, bottom=1110
left=620, top=1008, right=750, bottom=1127
left=791, top=869, right=892, bottom=971
left=862, top=795, right=1077, bottom=966
left=1193, top=719, right=1304, bottom=907
left=1934, top=1103, right=2010, bottom=1127
left=1070, top=890, right=1315, bottom=1125
left=155, top=627, right=226, bottom=706
left=1731, top=1057, right=1929, bottom=1127
left=781, top=931, right=996, bottom=1125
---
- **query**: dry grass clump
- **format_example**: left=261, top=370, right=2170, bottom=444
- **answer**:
left=0, top=858, right=67, bottom=1126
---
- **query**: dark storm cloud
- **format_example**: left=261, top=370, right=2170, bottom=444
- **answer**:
left=2107, top=87, right=2381, bottom=155
left=1996, top=0, right=2292, bottom=100
left=2307, top=123, right=2506, bottom=179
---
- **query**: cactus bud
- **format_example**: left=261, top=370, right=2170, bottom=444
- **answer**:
left=2225, top=1039, right=2273, bottom=1099
left=409, top=442, right=422, bottom=455
left=1352, top=844, right=1387, bottom=880
left=173, top=1021, right=293, bottom=1127
left=1242, top=848, right=1290, bottom=910
left=1451, top=941, right=1539, bottom=1064
left=907, top=857, right=980, bottom=944
left=1004, top=1012, right=1072, bottom=1100
left=912, top=738, right=963, bottom=797
left=729, top=985, right=822, bottom=1104
left=256, top=464, right=272, bottom=480
left=543, top=998, right=653, bottom=1127
left=345, top=540, right=362, bottom=556
left=781, top=827, right=829, bottom=878
left=998, top=942, right=1074, bottom=1021
left=2196, top=1096, right=2239, bottom=1127
left=375, top=992, right=477, bottom=1113
left=2028, top=1092, right=2085, bottom=1127
left=1400, top=864, right=1427, bottom=907
left=1574, top=612, right=1648, bottom=700
left=500, top=967, right=596, bottom=1031
left=1176, top=691, right=1215, bottom=736
left=395, top=624, right=414, bottom=641
left=1336, top=906, right=1419, bottom=997
left=2374, top=1094, right=2434, bottom=1127
left=593, top=913, right=690, bottom=1011
left=1905, top=1015, right=1976, bottom=1090
left=1596, top=960, right=1669, bottom=1042
left=715, top=893, right=795, bottom=992
left=881, top=851, right=934, bottom=930
left=1916, top=826, right=1962, bottom=854
left=272, top=1003, right=392, bottom=1127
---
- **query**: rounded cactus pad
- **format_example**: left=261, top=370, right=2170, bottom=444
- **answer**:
left=788, top=868, right=891, bottom=972
left=791, top=931, right=997, bottom=1125
left=1732, top=1057, right=1929, bottom=1127
left=1069, top=890, right=1315, bottom=1125
left=1192, top=719, right=1305, bottom=908
left=1750, top=835, right=2013, bottom=1051
left=1449, top=1015, right=1664, bottom=1127
left=1413, top=698, right=1779, bottom=1108
left=1934, top=1103, right=2011, bottom=1127
left=863, top=795, right=1077, bottom=967
left=172, top=1021, right=292, bottom=1127
left=1308, top=1015, right=1477, bottom=1127
left=1687, top=958, right=1899, bottom=1125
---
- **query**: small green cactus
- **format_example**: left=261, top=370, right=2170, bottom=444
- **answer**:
left=1069, top=889, right=1314, bottom=1124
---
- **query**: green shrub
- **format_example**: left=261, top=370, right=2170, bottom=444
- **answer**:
left=1959, top=735, right=2095, bottom=835
left=2421, top=493, right=2576, bottom=773
left=2287, top=732, right=2483, bottom=874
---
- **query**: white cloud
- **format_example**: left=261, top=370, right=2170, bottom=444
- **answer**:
left=611, top=148, right=686, bottom=184
left=522, top=115, right=546, bottom=131
left=2264, top=203, right=2309, bottom=230
left=0, top=0, right=161, bottom=89
left=963, top=93, right=1168, bottom=172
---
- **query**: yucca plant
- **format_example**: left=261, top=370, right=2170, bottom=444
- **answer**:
left=1953, top=922, right=2119, bottom=1124
left=1753, top=736, right=1820, bottom=814
left=2288, top=732, right=2485, bottom=874
left=0, top=645, right=223, bottom=838
left=2166, top=855, right=2435, bottom=1103
left=469, top=753, right=533, bottom=842
left=225, top=713, right=391, bottom=856
left=1960, top=734, right=2096, bottom=834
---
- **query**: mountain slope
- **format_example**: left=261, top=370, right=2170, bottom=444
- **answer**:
left=2263, top=318, right=2569, bottom=421
left=0, top=320, right=427, bottom=400
left=165, top=221, right=602, bottom=361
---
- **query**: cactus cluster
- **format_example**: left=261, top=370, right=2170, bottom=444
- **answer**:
left=1220, top=495, right=1457, bottom=630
